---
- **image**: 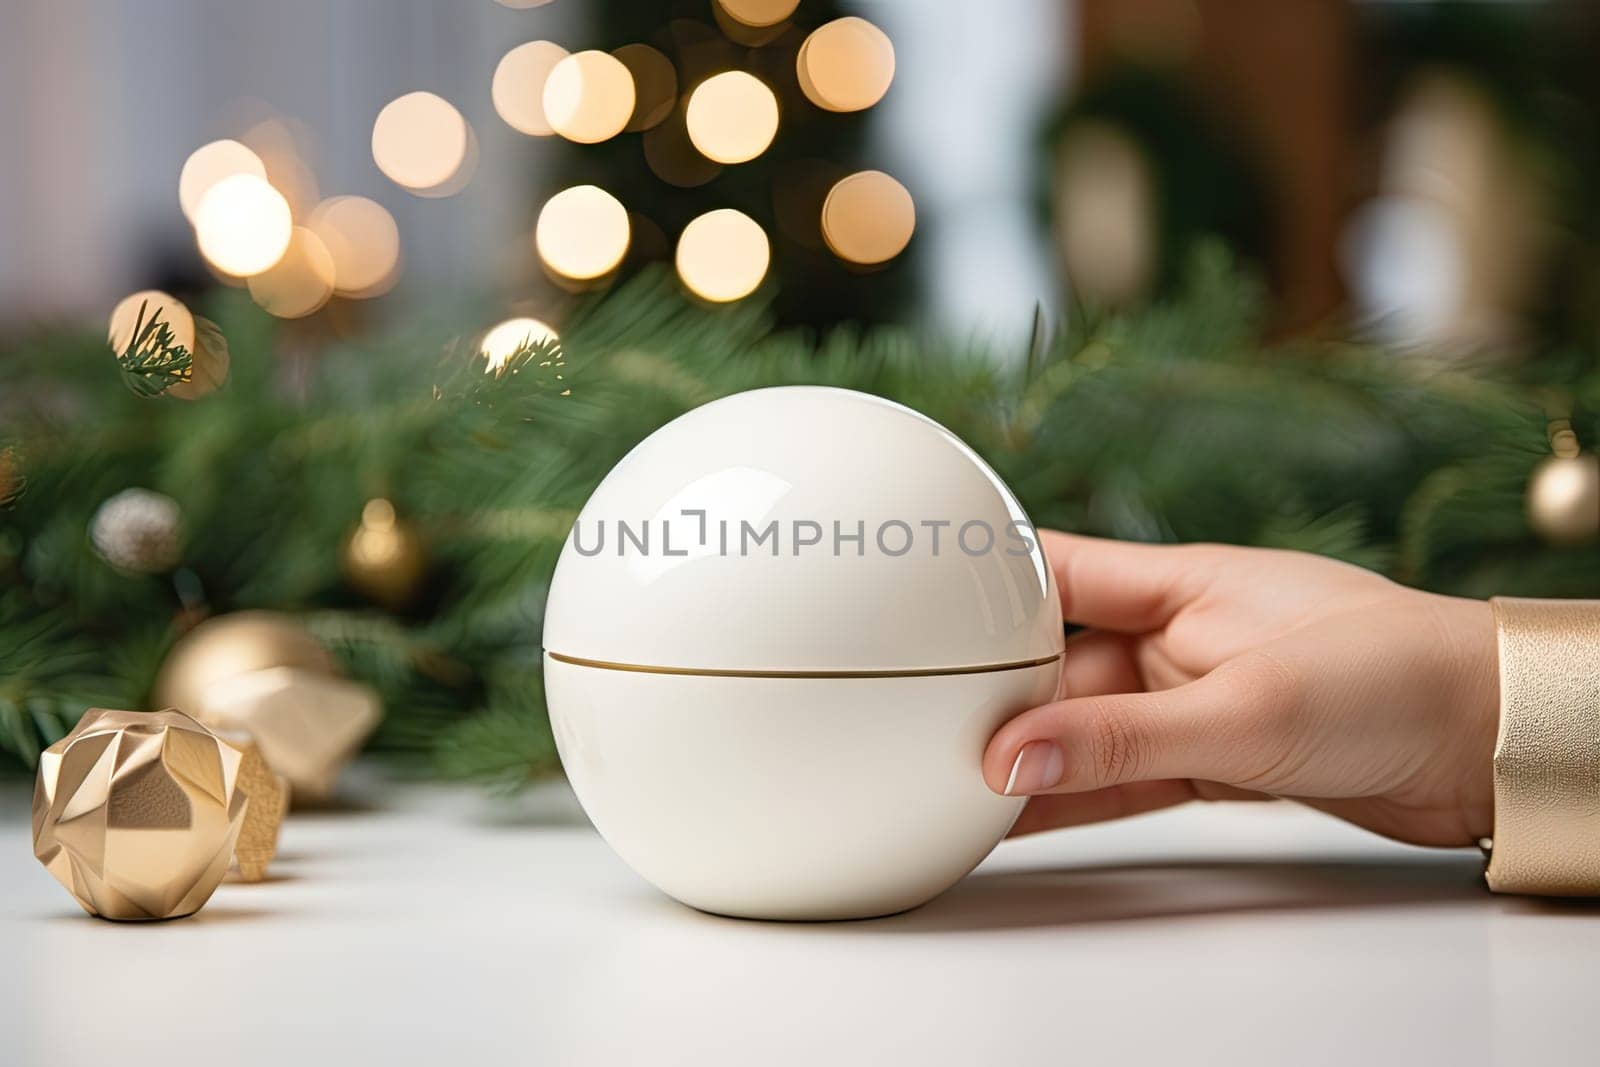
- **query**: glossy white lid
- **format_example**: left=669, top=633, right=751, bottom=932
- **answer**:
left=542, top=386, right=1063, bottom=672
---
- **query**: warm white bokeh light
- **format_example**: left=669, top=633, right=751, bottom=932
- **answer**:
left=413, top=122, right=479, bottom=199
left=493, top=40, right=570, bottom=136
left=716, top=0, right=800, bottom=28
left=108, top=290, right=195, bottom=357
left=544, top=50, right=636, bottom=144
left=536, top=185, right=631, bottom=280
left=194, top=174, right=293, bottom=277
left=241, top=118, right=321, bottom=221
left=480, top=317, right=560, bottom=373
left=685, top=72, right=779, bottom=165
left=178, top=140, right=267, bottom=224
left=822, top=170, right=916, bottom=265
left=614, top=44, right=677, bottom=132
left=372, top=91, right=470, bottom=193
left=798, top=17, right=895, bottom=112
left=675, top=209, right=770, bottom=302
left=247, top=226, right=337, bottom=318
left=307, top=196, right=402, bottom=297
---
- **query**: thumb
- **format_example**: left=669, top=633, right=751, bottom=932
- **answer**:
left=983, top=659, right=1294, bottom=796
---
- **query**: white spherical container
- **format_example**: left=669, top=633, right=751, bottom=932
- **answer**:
left=543, top=386, right=1063, bottom=920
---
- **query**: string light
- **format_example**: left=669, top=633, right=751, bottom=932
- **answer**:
left=247, top=226, right=337, bottom=318
left=675, top=209, right=770, bottom=302
left=544, top=51, right=636, bottom=144
left=493, top=40, right=570, bottom=136
left=194, top=174, right=293, bottom=277
left=108, top=291, right=195, bottom=358
left=822, top=170, right=915, bottom=265
left=480, top=317, right=560, bottom=374
left=798, top=18, right=895, bottom=112
left=685, top=72, right=779, bottom=164
left=308, top=196, right=401, bottom=297
left=179, top=140, right=266, bottom=224
left=371, top=91, right=471, bottom=194
left=536, top=185, right=631, bottom=280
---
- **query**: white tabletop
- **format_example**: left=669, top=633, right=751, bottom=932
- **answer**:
left=4, top=771, right=1597, bottom=1066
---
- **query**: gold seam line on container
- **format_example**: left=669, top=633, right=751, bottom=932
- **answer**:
left=544, top=651, right=1063, bottom=679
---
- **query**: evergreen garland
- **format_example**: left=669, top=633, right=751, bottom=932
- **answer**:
left=2, top=252, right=1595, bottom=784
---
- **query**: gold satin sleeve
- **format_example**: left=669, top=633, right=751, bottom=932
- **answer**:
left=1486, top=597, right=1600, bottom=895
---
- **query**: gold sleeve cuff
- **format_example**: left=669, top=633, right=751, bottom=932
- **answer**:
left=1486, top=597, right=1600, bottom=895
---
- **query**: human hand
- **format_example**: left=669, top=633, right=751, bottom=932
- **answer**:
left=983, top=532, right=1498, bottom=847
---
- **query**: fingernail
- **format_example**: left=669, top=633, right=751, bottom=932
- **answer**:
left=1004, top=740, right=1065, bottom=795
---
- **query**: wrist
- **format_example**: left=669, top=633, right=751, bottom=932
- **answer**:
left=1436, top=595, right=1499, bottom=841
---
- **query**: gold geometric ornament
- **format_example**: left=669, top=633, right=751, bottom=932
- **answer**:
left=198, top=667, right=382, bottom=800
left=32, top=709, right=247, bottom=921
left=220, top=733, right=288, bottom=882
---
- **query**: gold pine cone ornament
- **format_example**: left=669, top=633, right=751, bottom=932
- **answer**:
left=32, top=709, right=247, bottom=921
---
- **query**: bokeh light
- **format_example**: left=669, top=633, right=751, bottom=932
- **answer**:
left=247, top=226, right=337, bottom=318
left=194, top=174, right=293, bottom=277
left=480, top=317, right=560, bottom=374
left=1053, top=122, right=1155, bottom=306
left=675, top=209, right=770, bottom=302
left=307, top=196, right=402, bottom=297
left=179, top=140, right=267, bottom=224
left=544, top=51, right=636, bottom=144
left=614, top=44, right=677, bottom=132
left=716, top=0, right=799, bottom=26
left=536, top=185, right=631, bottom=280
left=412, top=123, right=479, bottom=199
left=173, top=319, right=231, bottom=400
left=798, top=18, right=895, bottom=112
left=108, top=290, right=195, bottom=358
left=242, top=117, right=321, bottom=221
left=371, top=91, right=470, bottom=194
left=492, top=40, right=569, bottom=136
left=644, top=104, right=724, bottom=188
left=685, top=72, right=779, bottom=164
left=711, top=2, right=793, bottom=47
left=821, top=170, right=915, bottom=265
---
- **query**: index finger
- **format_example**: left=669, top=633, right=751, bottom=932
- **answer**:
left=1042, top=531, right=1207, bottom=633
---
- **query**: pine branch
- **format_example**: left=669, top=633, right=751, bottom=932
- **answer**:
left=115, top=300, right=194, bottom=398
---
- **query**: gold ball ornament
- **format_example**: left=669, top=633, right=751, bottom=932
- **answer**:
left=152, top=612, right=381, bottom=801
left=154, top=611, right=334, bottom=716
left=1527, top=451, right=1600, bottom=546
left=32, top=709, right=247, bottom=921
left=342, top=498, right=427, bottom=609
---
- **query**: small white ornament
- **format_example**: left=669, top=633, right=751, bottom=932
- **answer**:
left=90, top=488, right=183, bottom=573
left=542, top=387, right=1064, bottom=920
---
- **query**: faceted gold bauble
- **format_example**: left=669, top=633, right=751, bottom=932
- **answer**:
left=153, top=611, right=336, bottom=724
left=342, top=498, right=426, bottom=609
left=222, top=734, right=288, bottom=882
left=32, top=708, right=247, bottom=921
left=1527, top=452, right=1600, bottom=546
left=199, top=668, right=382, bottom=801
